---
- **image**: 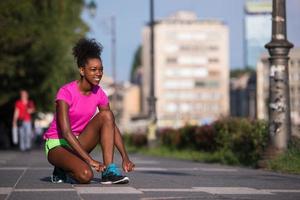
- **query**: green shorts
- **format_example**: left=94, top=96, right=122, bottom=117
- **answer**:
left=45, top=138, right=70, bottom=156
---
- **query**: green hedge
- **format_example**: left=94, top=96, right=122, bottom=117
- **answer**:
left=213, top=118, right=269, bottom=166
left=124, top=118, right=269, bottom=166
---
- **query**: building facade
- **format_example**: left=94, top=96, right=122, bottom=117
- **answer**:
left=230, top=72, right=256, bottom=119
left=244, top=0, right=272, bottom=68
left=256, top=48, right=300, bottom=137
left=141, top=11, right=229, bottom=128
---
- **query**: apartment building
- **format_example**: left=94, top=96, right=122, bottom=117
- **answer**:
left=141, top=11, right=229, bottom=128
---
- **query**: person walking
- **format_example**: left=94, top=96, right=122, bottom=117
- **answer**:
left=43, top=38, right=134, bottom=184
left=12, top=90, right=35, bottom=151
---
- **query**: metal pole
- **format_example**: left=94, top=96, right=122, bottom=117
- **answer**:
left=265, top=0, right=293, bottom=150
left=111, top=15, right=117, bottom=113
left=148, top=0, right=157, bottom=123
left=147, top=0, right=157, bottom=146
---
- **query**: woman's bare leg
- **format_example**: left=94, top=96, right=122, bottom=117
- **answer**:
left=47, top=147, right=93, bottom=184
left=78, top=109, right=115, bottom=166
left=47, top=110, right=116, bottom=183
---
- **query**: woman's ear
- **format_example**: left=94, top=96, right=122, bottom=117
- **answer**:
left=79, top=67, right=84, bottom=76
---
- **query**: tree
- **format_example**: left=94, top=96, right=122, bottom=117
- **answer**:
left=0, top=0, right=88, bottom=111
left=0, top=0, right=89, bottom=146
left=130, top=45, right=142, bottom=84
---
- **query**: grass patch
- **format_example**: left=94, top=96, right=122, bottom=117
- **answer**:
left=128, top=145, right=240, bottom=166
left=267, top=142, right=300, bottom=174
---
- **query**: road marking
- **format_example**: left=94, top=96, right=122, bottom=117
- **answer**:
left=133, top=160, right=160, bottom=165
left=0, top=166, right=237, bottom=172
left=193, top=187, right=273, bottom=195
left=0, top=167, right=27, bottom=170
left=166, top=167, right=237, bottom=172
left=14, top=188, right=75, bottom=192
left=30, top=167, right=53, bottom=170
left=0, top=187, right=12, bottom=194
left=198, top=168, right=237, bottom=172
left=0, top=167, right=52, bottom=170
left=141, top=197, right=191, bottom=200
left=75, top=186, right=143, bottom=194
left=263, top=189, right=300, bottom=193
left=2, top=186, right=300, bottom=195
left=140, top=187, right=300, bottom=195
left=135, top=167, right=167, bottom=171
left=140, top=188, right=195, bottom=192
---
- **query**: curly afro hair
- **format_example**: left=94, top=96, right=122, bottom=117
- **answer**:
left=72, top=38, right=103, bottom=68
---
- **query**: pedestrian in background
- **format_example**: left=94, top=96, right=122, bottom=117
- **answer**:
left=43, top=38, right=134, bottom=184
left=12, top=90, right=35, bottom=151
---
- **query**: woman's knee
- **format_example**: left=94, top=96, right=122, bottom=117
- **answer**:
left=76, top=167, right=93, bottom=184
left=97, top=110, right=114, bottom=123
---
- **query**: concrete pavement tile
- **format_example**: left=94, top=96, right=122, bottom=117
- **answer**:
left=15, top=169, right=73, bottom=189
left=80, top=194, right=143, bottom=200
left=75, top=186, right=143, bottom=194
left=0, top=195, right=7, bottom=200
left=0, top=170, right=23, bottom=187
left=8, top=191, right=80, bottom=200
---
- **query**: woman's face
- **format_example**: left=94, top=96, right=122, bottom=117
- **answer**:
left=80, top=58, right=103, bottom=86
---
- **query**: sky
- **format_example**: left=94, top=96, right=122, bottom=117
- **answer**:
left=82, top=0, right=300, bottom=82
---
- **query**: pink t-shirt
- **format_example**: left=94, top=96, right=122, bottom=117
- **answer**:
left=44, top=81, right=109, bottom=139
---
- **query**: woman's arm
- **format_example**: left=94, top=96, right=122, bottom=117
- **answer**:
left=12, top=106, right=19, bottom=127
left=57, top=100, right=102, bottom=171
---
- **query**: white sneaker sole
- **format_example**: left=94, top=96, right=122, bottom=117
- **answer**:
left=101, top=177, right=130, bottom=184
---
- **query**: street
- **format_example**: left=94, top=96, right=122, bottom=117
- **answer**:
left=0, top=148, right=300, bottom=200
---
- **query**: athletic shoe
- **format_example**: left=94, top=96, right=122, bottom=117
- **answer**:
left=51, top=167, right=66, bottom=183
left=101, top=163, right=129, bottom=184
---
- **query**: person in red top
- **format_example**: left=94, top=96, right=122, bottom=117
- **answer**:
left=12, top=90, right=35, bottom=151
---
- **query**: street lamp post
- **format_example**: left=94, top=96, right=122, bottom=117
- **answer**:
left=148, top=0, right=157, bottom=122
left=110, top=15, right=117, bottom=113
left=86, top=1, right=117, bottom=113
left=265, top=0, right=293, bottom=151
left=147, top=0, right=157, bottom=146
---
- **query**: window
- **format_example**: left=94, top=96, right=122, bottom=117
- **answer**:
left=178, top=56, right=207, bottom=65
left=165, top=103, right=177, bottom=113
left=209, top=70, right=220, bottom=76
left=208, top=58, right=219, bottom=63
left=177, top=33, right=207, bottom=41
left=166, top=57, right=177, bottom=64
left=163, top=80, right=194, bottom=89
left=208, top=45, right=219, bottom=51
left=195, top=81, right=219, bottom=88
left=164, top=67, right=208, bottom=78
left=165, top=45, right=179, bottom=53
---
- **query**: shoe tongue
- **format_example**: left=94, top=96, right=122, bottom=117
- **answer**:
left=108, top=163, right=116, bottom=168
left=107, top=164, right=120, bottom=175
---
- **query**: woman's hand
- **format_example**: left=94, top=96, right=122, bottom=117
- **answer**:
left=89, top=159, right=106, bottom=172
left=122, top=158, right=135, bottom=172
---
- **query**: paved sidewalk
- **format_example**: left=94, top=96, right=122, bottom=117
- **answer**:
left=1, top=148, right=300, bottom=200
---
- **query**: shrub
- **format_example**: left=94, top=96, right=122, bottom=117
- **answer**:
left=213, top=118, right=268, bottom=166
left=130, top=117, right=269, bottom=167
left=193, top=125, right=217, bottom=151
left=158, top=128, right=181, bottom=149
left=123, top=133, right=147, bottom=148
left=268, top=136, right=300, bottom=174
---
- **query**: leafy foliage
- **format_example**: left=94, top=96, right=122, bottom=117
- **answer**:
left=130, top=45, right=142, bottom=84
left=0, top=0, right=88, bottom=111
left=230, top=68, right=255, bottom=78
left=268, top=137, right=300, bottom=174
left=126, top=118, right=269, bottom=167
